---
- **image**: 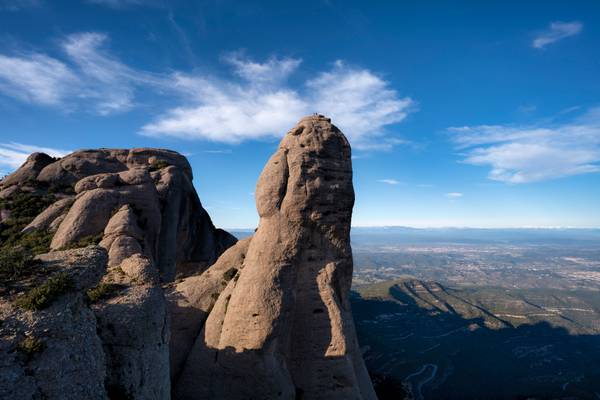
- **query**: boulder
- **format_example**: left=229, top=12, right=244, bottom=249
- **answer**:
left=0, top=152, right=55, bottom=188
left=22, top=197, right=74, bottom=233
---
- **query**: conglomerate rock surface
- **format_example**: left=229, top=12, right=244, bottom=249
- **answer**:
left=172, top=115, right=377, bottom=400
left=0, top=117, right=377, bottom=400
left=0, top=148, right=236, bottom=399
left=0, top=247, right=108, bottom=400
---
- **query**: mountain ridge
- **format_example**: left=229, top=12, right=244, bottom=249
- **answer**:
left=0, top=115, right=376, bottom=399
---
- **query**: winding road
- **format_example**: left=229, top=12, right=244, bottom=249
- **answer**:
left=405, top=363, right=438, bottom=400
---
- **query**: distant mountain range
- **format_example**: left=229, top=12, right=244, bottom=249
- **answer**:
left=233, top=226, right=600, bottom=245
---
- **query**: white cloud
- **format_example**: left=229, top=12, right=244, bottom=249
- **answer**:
left=0, top=33, right=414, bottom=147
left=61, top=32, right=161, bottom=114
left=377, top=179, right=401, bottom=185
left=0, top=32, right=160, bottom=114
left=142, top=56, right=414, bottom=147
left=142, top=56, right=308, bottom=143
left=445, top=192, right=463, bottom=198
left=0, top=142, right=69, bottom=170
left=448, top=108, right=600, bottom=183
left=307, top=61, right=415, bottom=146
left=0, top=53, right=78, bottom=105
left=533, top=21, right=582, bottom=49
left=223, top=52, right=301, bottom=86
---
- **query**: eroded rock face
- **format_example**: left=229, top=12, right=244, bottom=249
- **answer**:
left=0, top=148, right=236, bottom=400
left=1, top=119, right=376, bottom=400
left=0, top=152, right=55, bottom=188
left=1, top=148, right=236, bottom=280
left=172, top=115, right=376, bottom=400
left=92, top=254, right=170, bottom=400
left=167, top=237, right=252, bottom=382
left=0, top=247, right=108, bottom=400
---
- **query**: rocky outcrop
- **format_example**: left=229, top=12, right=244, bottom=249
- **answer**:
left=167, top=237, right=252, bottom=381
left=171, top=115, right=376, bottom=400
left=0, top=148, right=236, bottom=400
left=0, top=152, right=55, bottom=188
left=0, top=247, right=108, bottom=400
left=0, top=117, right=376, bottom=400
left=92, top=253, right=170, bottom=400
left=22, top=197, right=74, bottom=233
left=1, top=148, right=236, bottom=280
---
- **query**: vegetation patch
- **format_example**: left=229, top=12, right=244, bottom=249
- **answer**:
left=148, top=159, right=171, bottom=172
left=0, top=191, right=56, bottom=256
left=47, top=182, right=75, bottom=195
left=0, top=191, right=55, bottom=221
left=17, top=336, right=46, bottom=357
left=86, top=282, right=124, bottom=303
left=16, top=273, right=73, bottom=311
left=60, top=233, right=103, bottom=250
left=222, top=267, right=238, bottom=282
left=0, top=247, right=41, bottom=283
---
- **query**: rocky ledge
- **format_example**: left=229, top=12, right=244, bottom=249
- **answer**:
left=0, top=115, right=376, bottom=399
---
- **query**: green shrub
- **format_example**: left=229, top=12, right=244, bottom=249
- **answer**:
left=18, top=230, right=53, bottom=254
left=16, top=273, right=73, bottom=311
left=0, top=191, right=56, bottom=254
left=148, top=159, right=171, bottom=172
left=0, top=247, right=39, bottom=282
left=47, top=183, right=75, bottom=195
left=60, top=233, right=103, bottom=250
left=1, top=227, right=53, bottom=256
left=86, top=282, right=123, bottom=303
left=17, top=336, right=45, bottom=356
left=0, top=191, right=55, bottom=220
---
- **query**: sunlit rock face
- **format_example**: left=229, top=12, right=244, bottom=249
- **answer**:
left=1, top=148, right=236, bottom=281
left=172, top=115, right=377, bottom=400
left=0, top=148, right=236, bottom=400
left=1, top=120, right=376, bottom=400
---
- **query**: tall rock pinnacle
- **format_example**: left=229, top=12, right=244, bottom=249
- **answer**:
left=173, top=115, right=377, bottom=399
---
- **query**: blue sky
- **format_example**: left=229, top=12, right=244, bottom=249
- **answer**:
left=0, top=0, right=599, bottom=229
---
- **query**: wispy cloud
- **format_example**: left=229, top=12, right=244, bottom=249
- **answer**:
left=377, top=179, right=401, bottom=185
left=0, top=32, right=161, bottom=114
left=203, top=149, right=233, bottom=154
left=445, top=192, right=463, bottom=198
left=142, top=56, right=415, bottom=148
left=0, top=33, right=415, bottom=148
left=0, top=53, right=78, bottom=105
left=61, top=32, right=162, bottom=114
left=0, top=0, right=42, bottom=11
left=86, top=0, right=155, bottom=8
left=142, top=55, right=307, bottom=143
left=0, top=142, right=69, bottom=170
left=533, top=21, right=583, bottom=49
left=448, top=108, right=600, bottom=183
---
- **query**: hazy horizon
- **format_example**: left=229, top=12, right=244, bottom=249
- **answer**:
left=1, top=0, right=599, bottom=229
